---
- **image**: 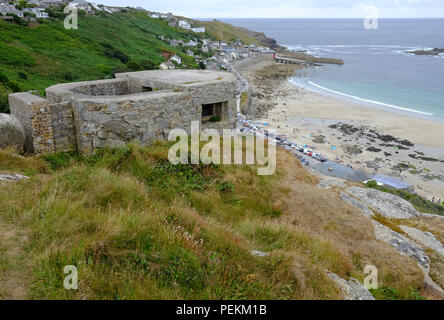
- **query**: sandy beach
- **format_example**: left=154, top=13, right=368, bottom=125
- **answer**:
left=234, top=55, right=444, bottom=200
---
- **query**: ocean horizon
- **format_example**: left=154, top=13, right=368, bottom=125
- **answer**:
left=217, top=18, right=444, bottom=120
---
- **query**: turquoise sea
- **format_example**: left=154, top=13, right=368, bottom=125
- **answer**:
left=220, top=18, right=444, bottom=119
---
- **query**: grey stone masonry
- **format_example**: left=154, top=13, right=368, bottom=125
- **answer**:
left=9, top=93, right=54, bottom=153
left=8, top=70, right=237, bottom=155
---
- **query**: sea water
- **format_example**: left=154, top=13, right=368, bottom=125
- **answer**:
left=220, top=18, right=444, bottom=119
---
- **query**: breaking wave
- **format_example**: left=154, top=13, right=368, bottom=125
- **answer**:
left=306, top=81, right=434, bottom=116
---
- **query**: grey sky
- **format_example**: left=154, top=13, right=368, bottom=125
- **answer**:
left=98, top=0, right=444, bottom=18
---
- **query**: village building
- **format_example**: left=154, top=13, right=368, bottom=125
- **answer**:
left=159, top=61, right=175, bottom=70
left=0, top=15, right=13, bottom=23
left=191, top=27, right=205, bottom=33
left=0, top=3, right=24, bottom=17
left=178, top=20, right=191, bottom=30
left=170, top=54, right=182, bottom=65
left=8, top=70, right=237, bottom=155
left=160, top=12, right=172, bottom=19
left=184, top=39, right=198, bottom=47
left=68, top=0, right=93, bottom=13
left=23, top=7, right=49, bottom=18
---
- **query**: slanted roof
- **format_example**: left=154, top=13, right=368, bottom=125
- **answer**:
left=372, top=173, right=413, bottom=189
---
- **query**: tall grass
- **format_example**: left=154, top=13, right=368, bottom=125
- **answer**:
left=0, top=143, right=426, bottom=299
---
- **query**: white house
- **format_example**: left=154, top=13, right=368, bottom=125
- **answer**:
left=170, top=54, right=182, bottom=65
left=159, top=61, right=175, bottom=70
left=91, top=3, right=103, bottom=11
left=178, top=20, right=191, bottom=30
left=0, top=4, right=24, bottom=17
left=191, top=27, right=205, bottom=33
left=160, top=12, right=172, bottom=19
left=23, top=7, right=49, bottom=18
left=184, top=39, right=197, bottom=47
left=68, top=0, right=93, bottom=14
left=150, top=13, right=160, bottom=18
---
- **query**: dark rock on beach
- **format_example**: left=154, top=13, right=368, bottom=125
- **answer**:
left=408, top=48, right=444, bottom=56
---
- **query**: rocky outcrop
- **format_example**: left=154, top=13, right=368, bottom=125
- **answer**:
left=372, top=221, right=429, bottom=270
left=326, top=271, right=375, bottom=300
left=246, top=30, right=283, bottom=50
left=317, top=178, right=346, bottom=189
left=0, top=173, right=29, bottom=181
left=347, top=187, right=417, bottom=219
left=408, top=48, right=444, bottom=56
left=340, top=193, right=374, bottom=218
left=400, top=226, right=444, bottom=257
left=251, top=250, right=270, bottom=257
left=0, top=113, right=25, bottom=152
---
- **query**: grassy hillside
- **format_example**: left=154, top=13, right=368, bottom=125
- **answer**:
left=0, top=10, right=208, bottom=113
left=0, top=143, right=426, bottom=299
left=195, top=19, right=260, bottom=44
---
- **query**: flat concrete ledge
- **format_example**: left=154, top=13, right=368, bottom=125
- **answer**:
left=8, top=92, right=48, bottom=105
left=116, top=69, right=237, bottom=87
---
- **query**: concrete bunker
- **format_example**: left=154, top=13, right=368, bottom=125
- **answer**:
left=9, top=70, right=237, bottom=155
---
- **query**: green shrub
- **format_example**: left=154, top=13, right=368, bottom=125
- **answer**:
left=96, top=64, right=112, bottom=75
left=6, top=80, right=21, bottom=92
left=6, top=13, right=28, bottom=26
left=101, top=42, right=114, bottom=50
left=366, top=183, right=444, bottom=216
left=370, top=286, right=425, bottom=300
left=366, top=180, right=378, bottom=188
left=209, top=116, right=221, bottom=122
left=139, top=60, right=158, bottom=70
left=63, top=72, right=77, bottom=81
left=126, top=60, right=142, bottom=71
left=111, top=65, right=131, bottom=77
left=104, top=48, right=114, bottom=58
left=18, top=71, right=28, bottom=80
left=0, top=72, right=9, bottom=84
left=113, top=49, right=129, bottom=63
left=44, top=151, right=83, bottom=170
left=0, top=96, right=9, bottom=113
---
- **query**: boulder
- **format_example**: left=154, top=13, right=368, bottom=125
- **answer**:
left=347, top=187, right=417, bottom=219
left=0, top=173, right=29, bottom=181
left=317, top=178, right=346, bottom=189
left=340, top=193, right=374, bottom=218
left=400, top=226, right=444, bottom=257
left=372, top=221, right=429, bottom=270
left=0, top=113, right=25, bottom=152
left=326, top=271, right=375, bottom=300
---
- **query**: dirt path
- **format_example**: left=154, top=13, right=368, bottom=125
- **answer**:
left=0, top=220, right=30, bottom=300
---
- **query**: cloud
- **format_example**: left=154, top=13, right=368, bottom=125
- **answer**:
left=97, top=0, right=444, bottom=18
